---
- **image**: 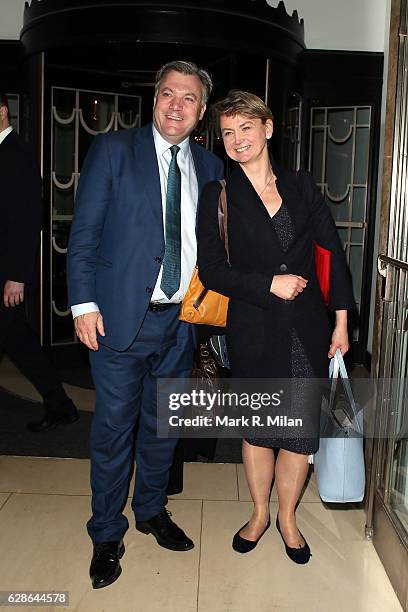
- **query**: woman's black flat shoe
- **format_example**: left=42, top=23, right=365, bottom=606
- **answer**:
left=232, top=517, right=271, bottom=553
left=276, top=516, right=312, bottom=564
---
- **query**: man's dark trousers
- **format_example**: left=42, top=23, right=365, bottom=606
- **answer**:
left=0, top=298, right=68, bottom=410
left=87, top=305, right=194, bottom=544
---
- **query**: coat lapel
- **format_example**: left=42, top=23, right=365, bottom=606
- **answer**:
left=271, top=157, right=300, bottom=242
left=227, top=160, right=302, bottom=255
left=226, top=165, right=280, bottom=257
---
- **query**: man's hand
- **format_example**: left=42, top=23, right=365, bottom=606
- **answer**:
left=74, top=311, right=105, bottom=351
left=3, top=281, right=25, bottom=307
left=270, top=274, right=308, bottom=300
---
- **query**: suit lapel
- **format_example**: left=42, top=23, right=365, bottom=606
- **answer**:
left=190, top=140, right=215, bottom=237
left=132, top=129, right=211, bottom=235
left=190, top=140, right=209, bottom=195
left=0, top=130, right=17, bottom=155
left=132, top=124, right=163, bottom=231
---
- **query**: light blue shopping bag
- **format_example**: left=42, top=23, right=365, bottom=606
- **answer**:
left=313, top=349, right=365, bottom=503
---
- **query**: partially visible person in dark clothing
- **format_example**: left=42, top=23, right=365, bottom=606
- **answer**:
left=0, top=93, right=78, bottom=432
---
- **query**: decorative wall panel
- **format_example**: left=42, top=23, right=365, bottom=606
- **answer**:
left=50, top=87, right=141, bottom=345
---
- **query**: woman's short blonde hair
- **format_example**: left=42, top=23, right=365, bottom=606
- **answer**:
left=212, top=90, right=274, bottom=126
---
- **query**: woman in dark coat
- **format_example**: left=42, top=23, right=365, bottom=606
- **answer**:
left=197, top=91, right=355, bottom=563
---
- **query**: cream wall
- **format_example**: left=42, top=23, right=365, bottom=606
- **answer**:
left=0, top=0, right=25, bottom=40
left=267, top=0, right=388, bottom=51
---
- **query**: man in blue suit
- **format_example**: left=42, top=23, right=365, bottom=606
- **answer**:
left=67, top=61, right=223, bottom=589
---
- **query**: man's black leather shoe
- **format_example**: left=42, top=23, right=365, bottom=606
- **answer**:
left=89, top=539, right=125, bottom=589
left=26, top=408, right=79, bottom=432
left=136, top=509, right=194, bottom=551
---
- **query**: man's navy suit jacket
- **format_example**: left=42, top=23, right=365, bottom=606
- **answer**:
left=67, top=123, right=224, bottom=351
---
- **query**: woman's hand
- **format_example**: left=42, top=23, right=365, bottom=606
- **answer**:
left=270, top=274, right=308, bottom=300
left=328, top=310, right=349, bottom=357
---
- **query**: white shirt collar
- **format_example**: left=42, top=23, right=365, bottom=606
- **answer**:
left=152, top=124, right=190, bottom=160
left=0, top=126, right=13, bottom=145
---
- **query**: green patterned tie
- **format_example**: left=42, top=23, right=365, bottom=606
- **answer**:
left=160, top=145, right=181, bottom=299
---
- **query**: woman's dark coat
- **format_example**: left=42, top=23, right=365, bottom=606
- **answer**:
left=197, top=160, right=355, bottom=380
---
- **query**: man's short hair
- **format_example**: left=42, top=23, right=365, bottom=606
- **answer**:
left=154, top=61, right=213, bottom=105
left=0, top=93, right=9, bottom=112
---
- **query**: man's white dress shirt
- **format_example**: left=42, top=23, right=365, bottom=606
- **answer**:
left=0, top=126, right=13, bottom=145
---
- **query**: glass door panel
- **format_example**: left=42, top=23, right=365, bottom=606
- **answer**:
left=376, top=262, right=408, bottom=538
left=309, top=106, right=372, bottom=342
left=386, top=294, right=408, bottom=533
left=391, top=439, right=408, bottom=531
left=282, top=91, right=302, bottom=171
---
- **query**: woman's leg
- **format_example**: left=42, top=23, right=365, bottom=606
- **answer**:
left=239, top=440, right=274, bottom=540
left=275, top=449, right=309, bottom=547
